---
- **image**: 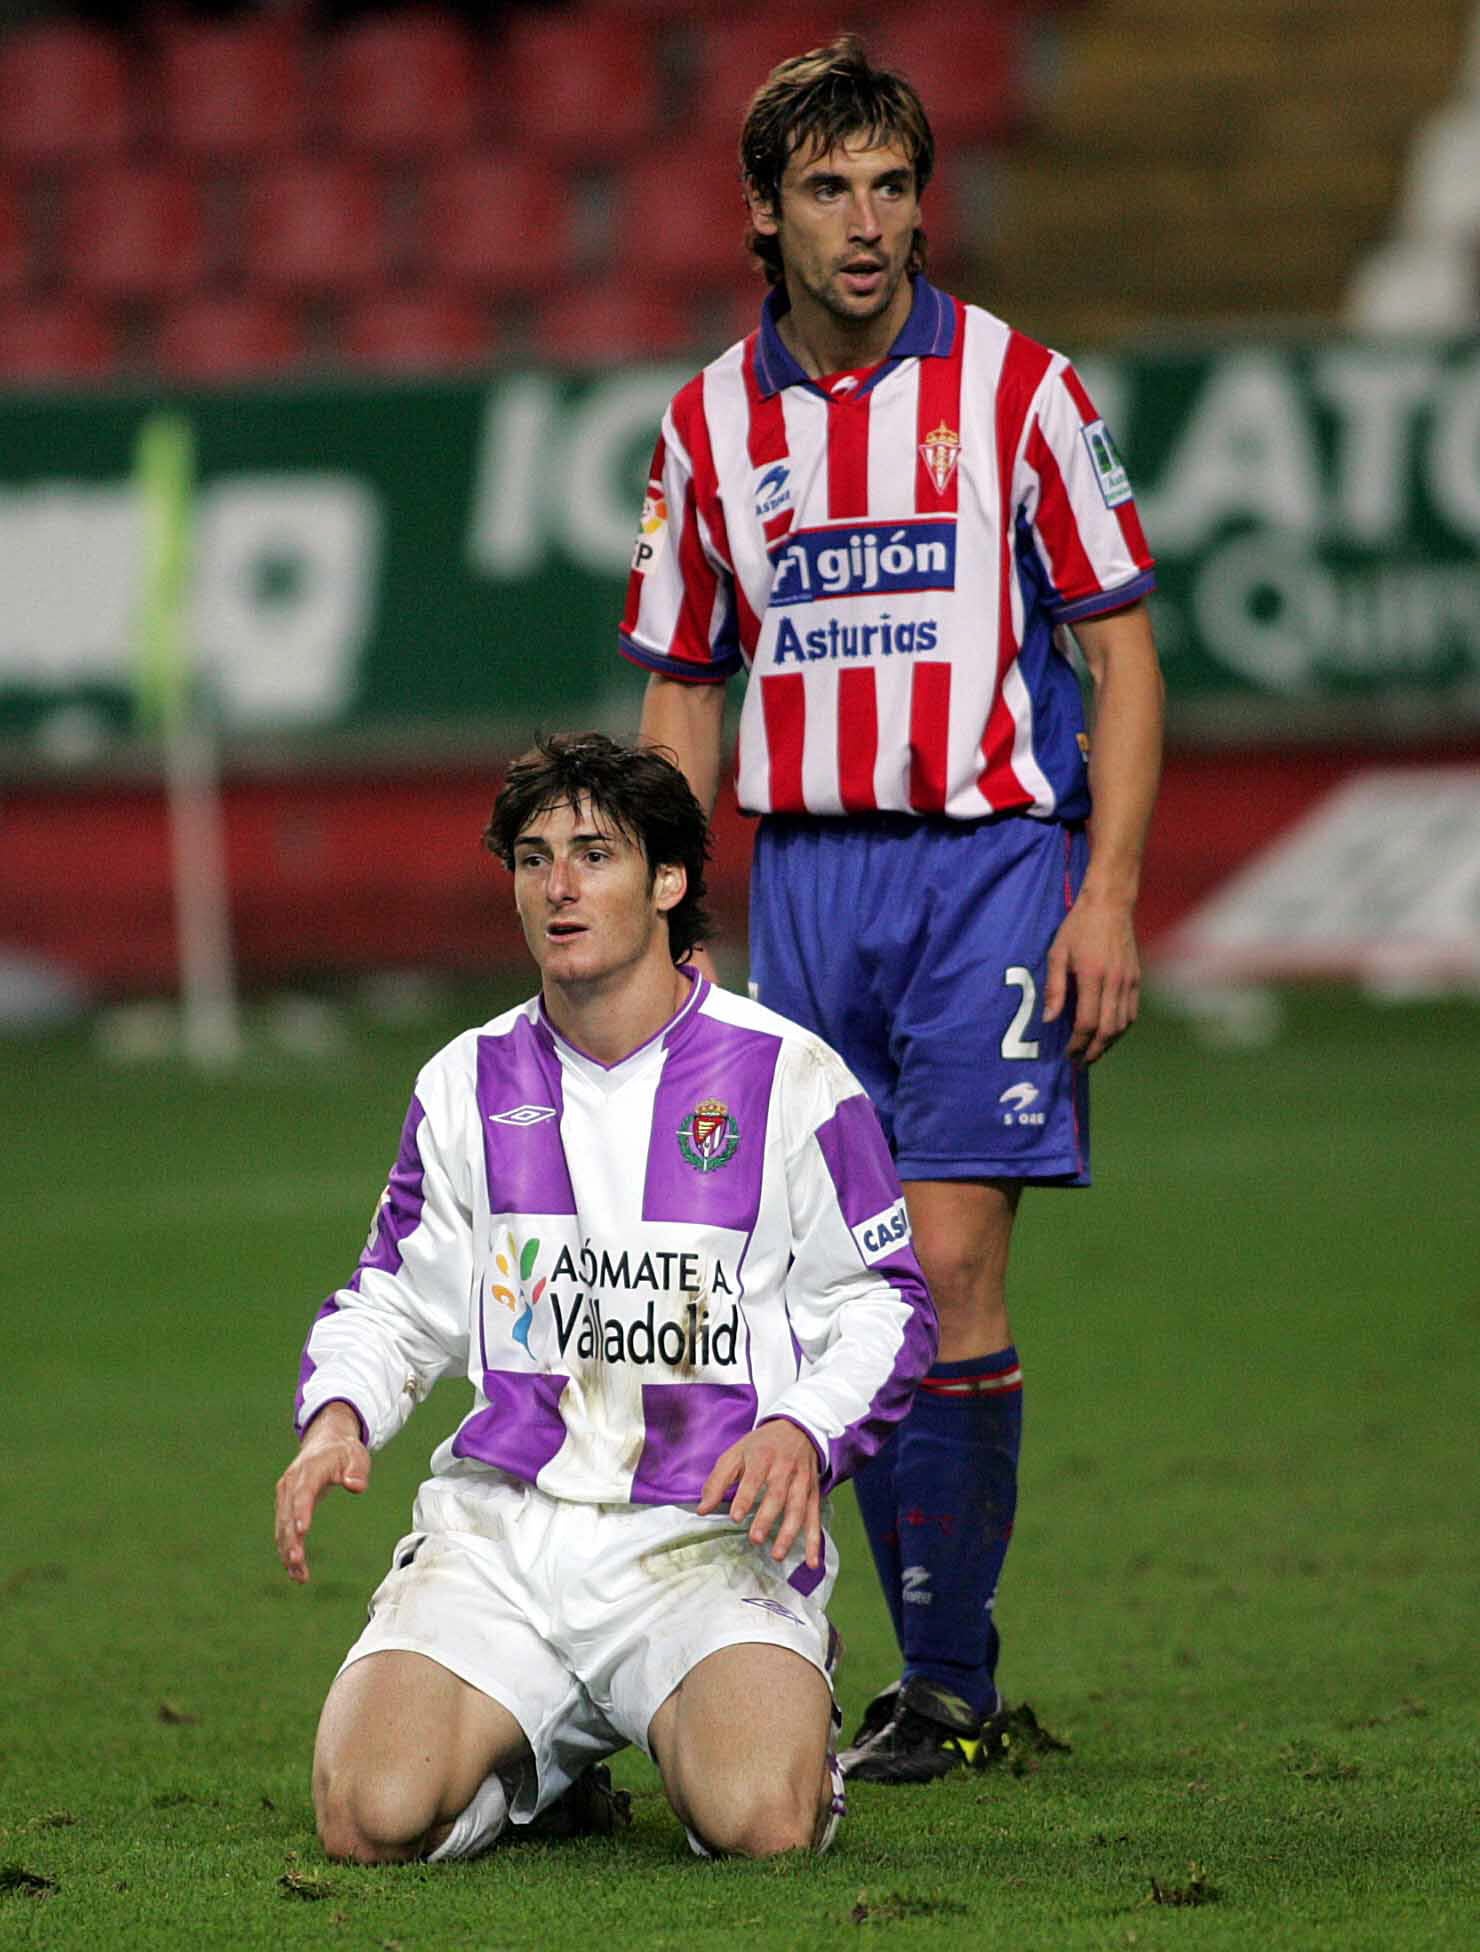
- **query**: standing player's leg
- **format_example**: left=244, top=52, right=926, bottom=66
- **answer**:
left=846, top=1177, right=1021, bottom=1753
left=841, top=819, right=1087, bottom=1782
left=749, top=818, right=914, bottom=1675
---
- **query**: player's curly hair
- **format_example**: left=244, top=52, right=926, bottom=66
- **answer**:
left=484, top=732, right=714, bottom=965
left=740, top=35, right=936, bottom=288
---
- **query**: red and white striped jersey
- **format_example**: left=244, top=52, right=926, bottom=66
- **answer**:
left=619, top=279, right=1155, bottom=822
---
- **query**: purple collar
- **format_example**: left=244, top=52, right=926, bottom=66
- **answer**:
left=536, top=964, right=708, bottom=1073
left=751, top=276, right=957, bottom=400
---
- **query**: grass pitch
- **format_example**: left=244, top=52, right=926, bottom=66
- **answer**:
left=3, top=985, right=1477, bottom=1950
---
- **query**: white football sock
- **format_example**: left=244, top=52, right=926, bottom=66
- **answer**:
left=425, top=1771, right=510, bottom=1863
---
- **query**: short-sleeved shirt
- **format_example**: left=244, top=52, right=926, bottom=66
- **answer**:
left=620, top=278, right=1155, bottom=826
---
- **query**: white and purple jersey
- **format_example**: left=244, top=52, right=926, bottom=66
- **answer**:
left=619, top=277, right=1155, bottom=823
left=295, top=973, right=937, bottom=1510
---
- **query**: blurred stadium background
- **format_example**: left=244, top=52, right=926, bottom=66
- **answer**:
left=2, top=0, right=1480, bottom=1027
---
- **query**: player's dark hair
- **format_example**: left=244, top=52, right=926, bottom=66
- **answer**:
left=485, top=732, right=714, bottom=965
left=740, top=35, right=936, bottom=288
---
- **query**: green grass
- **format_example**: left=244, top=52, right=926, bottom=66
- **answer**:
left=3, top=987, right=1477, bottom=1949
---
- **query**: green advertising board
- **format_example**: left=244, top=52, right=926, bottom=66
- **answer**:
left=1077, top=339, right=1480, bottom=728
left=3, top=340, right=1480, bottom=749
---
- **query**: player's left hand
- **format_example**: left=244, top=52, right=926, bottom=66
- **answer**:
left=697, top=1418, right=823, bottom=1568
left=1043, top=889, right=1142, bottom=1066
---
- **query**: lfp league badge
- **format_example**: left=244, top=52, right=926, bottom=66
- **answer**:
left=678, top=1098, right=740, bottom=1173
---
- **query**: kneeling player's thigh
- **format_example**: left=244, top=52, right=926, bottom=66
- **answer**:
left=651, top=1644, right=834, bottom=1848
left=892, top=823, right=1090, bottom=1184
left=327, top=1514, right=587, bottom=1826
left=315, top=1648, right=529, bottom=1822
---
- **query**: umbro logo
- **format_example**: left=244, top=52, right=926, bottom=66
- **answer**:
left=489, top=1105, right=557, bottom=1127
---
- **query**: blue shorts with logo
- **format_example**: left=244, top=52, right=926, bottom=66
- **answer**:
left=749, top=813, right=1090, bottom=1185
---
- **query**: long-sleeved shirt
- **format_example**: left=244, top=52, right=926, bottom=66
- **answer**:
left=296, top=973, right=937, bottom=1509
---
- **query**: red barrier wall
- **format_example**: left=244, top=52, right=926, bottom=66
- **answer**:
left=4, top=745, right=1476, bottom=997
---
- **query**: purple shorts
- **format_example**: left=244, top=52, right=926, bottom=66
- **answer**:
left=749, top=813, right=1090, bottom=1185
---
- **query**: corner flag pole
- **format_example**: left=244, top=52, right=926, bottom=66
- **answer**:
left=134, top=413, right=243, bottom=1067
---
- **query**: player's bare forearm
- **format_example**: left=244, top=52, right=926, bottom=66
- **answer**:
left=1045, top=602, right=1165, bottom=1063
left=640, top=674, right=726, bottom=816
left=274, top=1400, right=371, bottom=1584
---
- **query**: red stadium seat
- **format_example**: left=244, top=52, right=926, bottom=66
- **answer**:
left=341, top=288, right=494, bottom=373
left=158, top=17, right=309, bottom=162
left=871, top=8, right=1027, bottom=145
left=0, top=177, right=31, bottom=295
left=421, top=153, right=576, bottom=294
left=692, top=10, right=863, bottom=139
left=156, top=292, right=307, bottom=383
left=538, top=283, right=695, bottom=364
left=500, top=13, right=661, bottom=159
left=0, top=24, right=132, bottom=170
left=242, top=160, right=389, bottom=296
left=0, top=297, right=118, bottom=384
left=65, top=164, right=209, bottom=301
left=717, top=275, right=776, bottom=348
left=618, top=143, right=751, bottom=286
left=583, top=0, right=732, bottom=16
left=326, top=13, right=479, bottom=157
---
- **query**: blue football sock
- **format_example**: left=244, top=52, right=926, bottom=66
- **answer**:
left=851, top=1428, right=904, bottom=1653
left=894, top=1346, right=1023, bottom=1721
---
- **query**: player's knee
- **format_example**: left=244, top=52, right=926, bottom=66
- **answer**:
left=315, top=1767, right=428, bottom=1864
left=699, top=1778, right=823, bottom=1860
left=913, top=1225, right=1009, bottom=1324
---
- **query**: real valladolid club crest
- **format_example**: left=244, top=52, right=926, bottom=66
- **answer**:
left=919, top=419, right=962, bottom=494
left=678, top=1098, right=741, bottom=1173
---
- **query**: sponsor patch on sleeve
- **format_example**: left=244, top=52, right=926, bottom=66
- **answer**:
left=1082, top=419, right=1133, bottom=508
left=630, top=485, right=669, bottom=574
left=851, top=1197, right=912, bottom=1264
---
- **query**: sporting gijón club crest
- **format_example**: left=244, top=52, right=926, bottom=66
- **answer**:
left=678, top=1098, right=740, bottom=1173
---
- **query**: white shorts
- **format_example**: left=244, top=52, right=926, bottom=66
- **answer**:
left=339, top=1470, right=840, bottom=1822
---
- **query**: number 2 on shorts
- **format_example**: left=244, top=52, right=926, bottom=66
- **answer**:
left=1001, top=966, right=1040, bottom=1060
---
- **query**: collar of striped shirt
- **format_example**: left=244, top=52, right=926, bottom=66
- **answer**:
left=752, top=276, right=958, bottom=400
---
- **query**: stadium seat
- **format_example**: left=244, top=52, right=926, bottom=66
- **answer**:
left=156, top=292, right=308, bottom=383
left=158, top=16, right=309, bottom=162
left=0, top=23, right=132, bottom=170
left=691, top=9, right=867, bottom=137
left=341, top=288, right=494, bottom=373
left=0, top=177, right=31, bottom=296
left=538, top=283, right=695, bottom=363
left=582, top=0, right=733, bottom=16
left=65, top=163, right=209, bottom=301
left=871, top=7, right=1027, bottom=145
left=716, top=277, right=772, bottom=348
left=500, top=12, right=661, bottom=159
left=421, top=153, right=577, bottom=293
left=242, top=160, right=389, bottom=296
left=0, top=297, right=117, bottom=384
left=618, top=143, right=751, bottom=285
left=325, top=12, right=480, bottom=157
left=914, top=166, right=963, bottom=272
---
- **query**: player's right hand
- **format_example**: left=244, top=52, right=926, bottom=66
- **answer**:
left=273, top=1401, right=371, bottom=1584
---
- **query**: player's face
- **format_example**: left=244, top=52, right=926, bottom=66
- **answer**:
left=749, top=136, right=919, bottom=333
left=511, top=797, right=683, bottom=993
